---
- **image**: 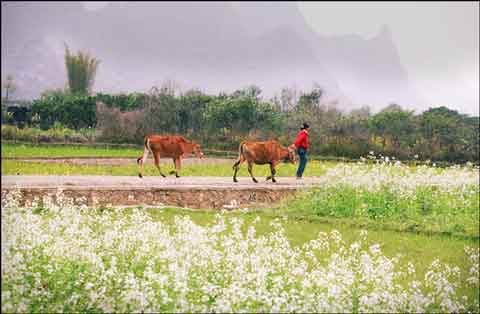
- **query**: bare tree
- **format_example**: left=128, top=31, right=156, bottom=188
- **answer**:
left=350, top=106, right=371, bottom=120
left=280, top=86, right=299, bottom=112
left=2, top=74, right=17, bottom=102
left=159, top=79, right=182, bottom=96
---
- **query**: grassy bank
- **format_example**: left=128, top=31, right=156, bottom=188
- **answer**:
left=272, top=184, right=479, bottom=237
left=271, top=162, right=479, bottom=238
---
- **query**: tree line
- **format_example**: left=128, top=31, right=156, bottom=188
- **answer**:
left=1, top=85, right=477, bottom=163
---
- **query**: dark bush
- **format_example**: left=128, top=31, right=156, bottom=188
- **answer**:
left=32, top=92, right=96, bottom=130
left=95, top=92, right=147, bottom=112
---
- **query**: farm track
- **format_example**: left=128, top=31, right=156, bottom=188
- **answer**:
left=1, top=174, right=324, bottom=209
left=1, top=157, right=325, bottom=208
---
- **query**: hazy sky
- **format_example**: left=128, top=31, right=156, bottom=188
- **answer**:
left=83, top=1, right=479, bottom=114
left=298, top=1, right=479, bottom=115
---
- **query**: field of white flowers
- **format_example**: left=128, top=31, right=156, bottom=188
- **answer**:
left=281, top=159, right=480, bottom=237
left=2, top=183, right=479, bottom=313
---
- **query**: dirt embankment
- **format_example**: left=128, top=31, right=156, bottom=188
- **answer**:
left=1, top=175, right=323, bottom=209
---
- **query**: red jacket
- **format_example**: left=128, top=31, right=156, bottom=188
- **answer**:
left=294, top=129, right=309, bottom=150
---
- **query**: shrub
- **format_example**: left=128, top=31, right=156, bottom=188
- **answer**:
left=1, top=125, right=41, bottom=142
left=78, top=127, right=97, bottom=142
left=96, top=102, right=145, bottom=143
left=31, top=92, right=96, bottom=130
left=1, top=125, right=17, bottom=140
left=95, top=92, right=147, bottom=111
left=1, top=125, right=90, bottom=143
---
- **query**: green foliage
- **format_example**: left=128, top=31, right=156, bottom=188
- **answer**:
left=139, top=92, right=180, bottom=136
left=297, top=86, right=323, bottom=112
left=418, top=106, right=478, bottom=162
left=1, top=106, right=14, bottom=124
left=369, top=105, right=416, bottom=157
left=323, top=115, right=373, bottom=158
left=95, top=92, right=146, bottom=111
left=203, top=93, right=281, bottom=141
left=177, top=92, right=215, bottom=135
left=7, top=83, right=479, bottom=162
left=31, top=92, right=96, bottom=130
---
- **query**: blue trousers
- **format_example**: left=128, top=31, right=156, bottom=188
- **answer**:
left=296, top=147, right=308, bottom=178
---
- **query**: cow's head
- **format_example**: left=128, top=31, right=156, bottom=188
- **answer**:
left=285, top=145, right=297, bottom=164
left=192, top=143, right=204, bottom=158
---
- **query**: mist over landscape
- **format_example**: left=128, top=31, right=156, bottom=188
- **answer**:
left=2, top=1, right=477, bottom=115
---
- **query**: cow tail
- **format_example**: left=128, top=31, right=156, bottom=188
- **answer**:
left=233, top=141, right=245, bottom=169
left=138, top=137, right=153, bottom=165
left=145, top=137, right=154, bottom=155
left=239, top=141, right=245, bottom=156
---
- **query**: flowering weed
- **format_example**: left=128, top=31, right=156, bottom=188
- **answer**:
left=1, top=191, right=479, bottom=313
left=280, top=161, right=479, bottom=236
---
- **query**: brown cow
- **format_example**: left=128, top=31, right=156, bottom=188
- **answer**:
left=233, top=140, right=296, bottom=183
left=137, top=135, right=203, bottom=178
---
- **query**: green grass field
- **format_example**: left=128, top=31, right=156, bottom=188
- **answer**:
left=1, top=159, right=331, bottom=177
left=2, top=143, right=141, bottom=158
left=1, top=143, right=332, bottom=177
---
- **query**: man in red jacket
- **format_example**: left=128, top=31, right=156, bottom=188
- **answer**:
left=293, top=122, right=310, bottom=179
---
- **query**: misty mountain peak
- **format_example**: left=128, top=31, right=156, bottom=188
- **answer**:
left=3, top=3, right=424, bottom=111
left=376, top=24, right=393, bottom=41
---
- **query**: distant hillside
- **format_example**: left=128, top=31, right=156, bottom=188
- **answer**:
left=2, top=2, right=424, bottom=111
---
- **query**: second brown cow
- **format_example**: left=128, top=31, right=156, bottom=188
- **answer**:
left=137, top=135, right=204, bottom=178
left=233, top=140, right=296, bottom=183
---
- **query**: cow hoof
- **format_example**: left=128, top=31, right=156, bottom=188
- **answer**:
left=169, top=170, right=175, bottom=175
left=161, top=174, right=166, bottom=178
left=233, top=178, right=238, bottom=183
left=138, top=174, right=143, bottom=178
left=272, top=179, right=277, bottom=183
left=253, top=179, right=258, bottom=183
left=175, top=175, right=180, bottom=178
